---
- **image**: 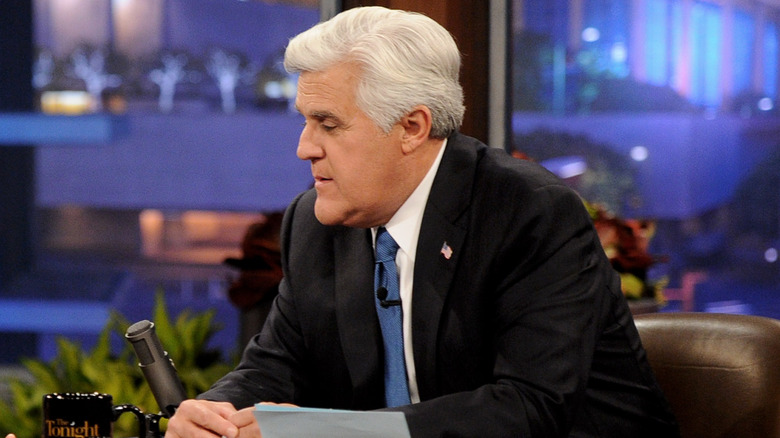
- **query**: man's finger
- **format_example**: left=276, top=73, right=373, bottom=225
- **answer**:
left=231, top=407, right=258, bottom=429
left=166, top=400, right=239, bottom=438
left=231, top=407, right=262, bottom=438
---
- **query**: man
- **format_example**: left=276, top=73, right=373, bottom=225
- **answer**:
left=166, top=6, right=679, bottom=438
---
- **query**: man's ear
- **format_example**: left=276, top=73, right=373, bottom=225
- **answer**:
left=400, top=105, right=432, bottom=154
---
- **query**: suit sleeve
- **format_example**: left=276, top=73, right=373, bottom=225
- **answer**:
left=198, top=192, right=310, bottom=408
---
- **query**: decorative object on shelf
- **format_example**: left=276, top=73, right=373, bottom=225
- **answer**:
left=33, top=45, right=128, bottom=115
left=206, top=48, right=257, bottom=114
left=148, top=52, right=191, bottom=113
left=39, top=90, right=95, bottom=115
left=254, top=49, right=297, bottom=112
left=68, top=45, right=124, bottom=113
left=586, top=201, right=668, bottom=303
left=33, top=49, right=55, bottom=91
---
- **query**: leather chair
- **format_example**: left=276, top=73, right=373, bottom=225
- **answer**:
left=634, top=312, right=780, bottom=438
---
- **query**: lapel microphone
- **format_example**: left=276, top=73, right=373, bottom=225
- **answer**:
left=376, top=286, right=402, bottom=308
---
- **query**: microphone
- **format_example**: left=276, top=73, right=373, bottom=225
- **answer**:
left=376, top=287, right=401, bottom=308
left=125, top=320, right=187, bottom=418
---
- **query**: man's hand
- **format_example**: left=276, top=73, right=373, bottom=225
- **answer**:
left=231, top=407, right=261, bottom=438
left=165, top=399, right=241, bottom=438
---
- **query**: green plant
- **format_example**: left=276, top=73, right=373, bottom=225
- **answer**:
left=0, top=292, right=236, bottom=438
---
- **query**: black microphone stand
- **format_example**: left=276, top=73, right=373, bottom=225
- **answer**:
left=126, top=320, right=187, bottom=438
left=144, top=413, right=163, bottom=438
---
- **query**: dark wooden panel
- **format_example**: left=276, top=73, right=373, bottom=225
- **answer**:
left=0, top=0, right=35, bottom=287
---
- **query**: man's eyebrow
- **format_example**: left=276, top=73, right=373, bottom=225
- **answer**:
left=310, top=110, right=343, bottom=123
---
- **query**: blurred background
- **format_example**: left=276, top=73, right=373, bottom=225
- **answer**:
left=0, top=0, right=778, bottom=372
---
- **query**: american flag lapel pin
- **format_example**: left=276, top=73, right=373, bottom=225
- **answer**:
left=440, top=241, right=453, bottom=260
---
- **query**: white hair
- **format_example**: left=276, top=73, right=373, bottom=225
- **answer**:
left=284, top=6, right=465, bottom=139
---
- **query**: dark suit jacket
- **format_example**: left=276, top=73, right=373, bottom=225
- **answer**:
left=201, top=133, right=679, bottom=437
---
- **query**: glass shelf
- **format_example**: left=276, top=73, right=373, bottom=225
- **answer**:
left=0, top=113, right=128, bottom=145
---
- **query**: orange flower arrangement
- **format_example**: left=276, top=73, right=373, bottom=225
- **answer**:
left=585, top=202, right=668, bottom=302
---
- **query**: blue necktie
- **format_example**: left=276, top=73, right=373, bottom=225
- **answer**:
left=374, top=227, right=411, bottom=407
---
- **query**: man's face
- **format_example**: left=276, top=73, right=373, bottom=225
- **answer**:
left=295, top=62, right=408, bottom=228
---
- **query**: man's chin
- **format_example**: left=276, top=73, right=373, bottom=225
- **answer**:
left=314, top=213, right=341, bottom=226
left=314, top=202, right=370, bottom=228
left=313, top=202, right=345, bottom=226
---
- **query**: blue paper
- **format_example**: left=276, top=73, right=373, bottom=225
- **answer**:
left=253, top=404, right=411, bottom=438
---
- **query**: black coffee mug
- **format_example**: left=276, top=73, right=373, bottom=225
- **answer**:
left=42, top=393, right=146, bottom=438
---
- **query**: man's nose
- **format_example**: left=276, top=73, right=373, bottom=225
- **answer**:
left=296, top=126, right=323, bottom=161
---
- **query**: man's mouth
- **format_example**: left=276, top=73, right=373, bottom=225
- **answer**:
left=314, top=175, right=332, bottom=186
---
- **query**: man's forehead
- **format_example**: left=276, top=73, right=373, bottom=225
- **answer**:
left=298, top=63, right=361, bottom=89
left=295, top=69, right=358, bottom=117
left=294, top=92, right=342, bottom=119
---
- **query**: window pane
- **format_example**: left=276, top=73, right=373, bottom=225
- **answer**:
left=765, top=21, right=779, bottom=98
left=511, top=0, right=780, bottom=318
left=733, top=9, right=755, bottom=95
left=690, top=1, right=722, bottom=107
left=0, top=0, right=320, bottom=364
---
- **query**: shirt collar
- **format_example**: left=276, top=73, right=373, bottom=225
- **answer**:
left=374, top=138, right=448, bottom=262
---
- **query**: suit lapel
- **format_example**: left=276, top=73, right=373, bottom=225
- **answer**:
left=334, top=227, right=383, bottom=405
left=411, top=133, right=477, bottom=399
left=330, top=134, right=480, bottom=403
